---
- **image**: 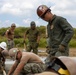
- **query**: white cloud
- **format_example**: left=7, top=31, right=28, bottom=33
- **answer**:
left=51, top=0, right=76, bottom=14
left=0, top=2, right=22, bottom=15
left=0, top=20, right=10, bottom=28
left=0, top=20, right=2, bottom=23
left=0, top=0, right=76, bottom=28
left=0, top=0, right=75, bottom=16
left=23, top=19, right=30, bottom=24
left=0, top=0, right=38, bottom=16
left=23, top=19, right=31, bottom=27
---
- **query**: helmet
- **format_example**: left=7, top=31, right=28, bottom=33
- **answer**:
left=30, top=21, right=36, bottom=25
left=37, top=5, right=51, bottom=18
left=9, top=48, right=19, bottom=60
left=2, top=50, right=9, bottom=56
left=11, top=23, right=16, bottom=27
left=0, top=42, right=7, bottom=50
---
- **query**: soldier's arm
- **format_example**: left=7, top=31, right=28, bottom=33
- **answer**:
left=5, top=30, right=9, bottom=38
left=59, top=18, right=74, bottom=46
left=24, top=29, right=29, bottom=41
left=13, top=61, right=25, bottom=75
left=37, top=35, right=40, bottom=43
left=37, top=30, right=40, bottom=43
left=13, top=56, right=29, bottom=75
left=7, top=60, right=19, bottom=75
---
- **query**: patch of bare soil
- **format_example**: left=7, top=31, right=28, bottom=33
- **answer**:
left=69, top=48, right=76, bottom=56
left=38, top=48, right=76, bottom=57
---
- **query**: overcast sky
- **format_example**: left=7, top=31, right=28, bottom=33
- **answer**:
left=0, top=0, right=76, bottom=28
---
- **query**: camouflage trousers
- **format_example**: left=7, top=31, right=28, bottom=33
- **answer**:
left=0, top=64, right=5, bottom=74
left=46, top=47, right=69, bottom=57
left=7, top=39, right=15, bottom=50
left=26, top=42, right=38, bottom=54
left=22, top=63, right=46, bottom=75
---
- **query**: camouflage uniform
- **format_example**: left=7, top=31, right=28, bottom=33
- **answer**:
left=6, top=29, right=15, bottom=50
left=7, top=40, right=15, bottom=50
left=22, top=63, right=46, bottom=75
left=46, top=15, right=74, bottom=56
left=25, top=28, right=40, bottom=54
left=0, top=53, right=5, bottom=74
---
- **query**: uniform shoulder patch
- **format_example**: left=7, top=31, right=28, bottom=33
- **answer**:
left=50, top=24, right=54, bottom=29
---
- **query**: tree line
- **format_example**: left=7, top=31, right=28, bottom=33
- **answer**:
left=0, top=26, right=76, bottom=48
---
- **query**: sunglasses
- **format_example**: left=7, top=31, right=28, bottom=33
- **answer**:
left=41, top=9, right=51, bottom=19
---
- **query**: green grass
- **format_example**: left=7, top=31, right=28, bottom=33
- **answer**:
left=69, top=39, right=76, bottom=48
left=0, top=36, right=76, bottom=48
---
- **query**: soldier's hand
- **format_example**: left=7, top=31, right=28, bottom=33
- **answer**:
left=59, top=45, right=65, bottom=52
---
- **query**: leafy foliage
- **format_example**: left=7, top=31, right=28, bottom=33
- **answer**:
left=0, top=27, right=76, bottom=48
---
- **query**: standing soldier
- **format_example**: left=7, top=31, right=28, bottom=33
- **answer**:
left=36, top=5, right=74, bottom=57
left=5, top=23, right=16, bottom=50
left=24, top=21, right=40, bottom=54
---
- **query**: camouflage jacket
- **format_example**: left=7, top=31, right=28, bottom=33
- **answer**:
left=47, top=15, right=74, bottom=48
left=25, top=28, right=40, bottom=42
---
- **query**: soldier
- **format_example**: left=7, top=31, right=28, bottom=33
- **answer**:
left=36, top=5, right=74, bottom=57
left=8, top=48, right=46, bottom=75
left=0, top=42, right=7, bottom=74
left=5, top=23, right=16, bottom=50
left=24, top=21, right=40, bottom=54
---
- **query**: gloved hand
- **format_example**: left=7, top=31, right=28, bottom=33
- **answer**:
left=59, top=45, right=65, bottom=52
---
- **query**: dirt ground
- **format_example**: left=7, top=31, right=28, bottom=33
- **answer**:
left=38, top=48, right=76, bottom=57
left=69, top=48, right=76, bottom=56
